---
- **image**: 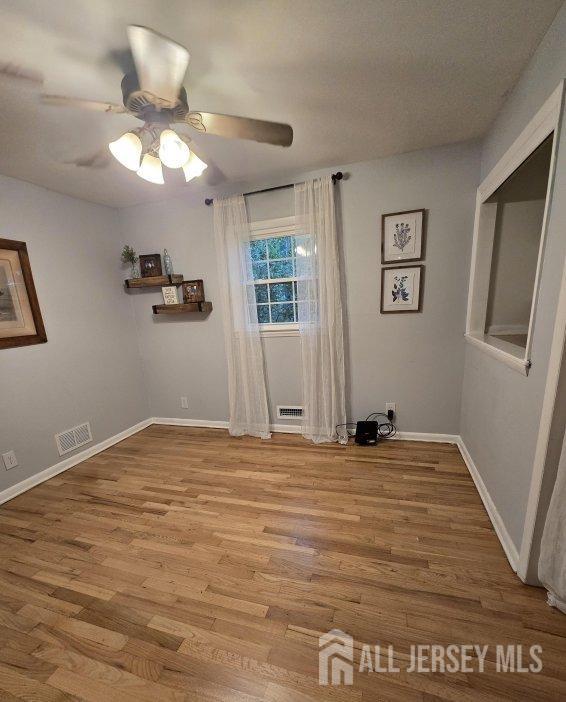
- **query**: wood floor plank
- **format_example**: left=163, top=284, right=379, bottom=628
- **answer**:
left=0, top=426, right=564, bottom=700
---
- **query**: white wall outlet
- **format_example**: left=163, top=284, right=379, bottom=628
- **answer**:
left=180, top=397, right=189, bottom=409
left=2, top=450, right=18, bottom=470
left=386, top=402, right=396, bottom=415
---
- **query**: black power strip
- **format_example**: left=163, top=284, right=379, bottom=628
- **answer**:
left=336, top=411, right=397, bottom=445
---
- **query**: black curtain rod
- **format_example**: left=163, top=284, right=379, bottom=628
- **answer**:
left=204, top=171, right=343, bottom=206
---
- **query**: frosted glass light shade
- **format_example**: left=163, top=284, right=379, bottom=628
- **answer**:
left=136, top=154, right=164, bottom=184
left=182, top=152, right=208, bottom=182
left=159, top=129, right=190, bottom=168
left=108, top=132, right=142, bottom=171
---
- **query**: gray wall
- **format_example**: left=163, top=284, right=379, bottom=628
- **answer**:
left=119, top=140, right=479, bottom=435
left=0, top=175, right=148, bottom=493
left=460, top=3, right=566, bottom=553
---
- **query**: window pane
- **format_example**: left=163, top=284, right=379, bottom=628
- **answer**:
left=255, top=284, right=268, bottom=303
left=269, top=282, right=293, bottom=302
left=269, top=259, right=294, bottom=279
left=271, top=302, right=295, bottom=323
left=252, top=261, right=268, bottom=280
left=250, top=239, right=267, bottom=261
left=268, top=236, right=292, bottom=259
left=257, top=304, right=270, bottom=323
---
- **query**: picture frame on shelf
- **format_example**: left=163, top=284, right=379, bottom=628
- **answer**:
left=380, top=264, right=424, bottom=314
left=381, top=208, right=426, bottom=263
left=161, top=285, right=179, bottom=305
left=0, top=238, right=47, bottom=350
left=182, top=279, right=205, bottom=303
left=139, top=253, right=162, bottom=278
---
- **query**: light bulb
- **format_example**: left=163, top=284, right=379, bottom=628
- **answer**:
left=182, top=152, right=208, bottom=182
left=108, top=132, right=142, bottom=171
left=159, top=129, right=190, bottom=169
left=136, top=154, right=164, bottom=184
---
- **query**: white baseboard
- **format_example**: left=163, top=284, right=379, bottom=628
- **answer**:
left=394, top=432, right=459, bottom=443
left=152, top=417, right=230, bottom=429
left=457, top=437, right=519, bottom=571
left=270, top=423, right=302, bottom=434
left=0, top=418, right=153, bottom=507
left=152, top=418, right=459, bottom=443
left=152, top=417, right=303, bottom=434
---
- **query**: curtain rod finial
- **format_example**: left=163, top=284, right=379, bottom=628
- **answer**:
left=205, top=198, right=213, bottom=206
left=331, top=171, right=343, bottom=183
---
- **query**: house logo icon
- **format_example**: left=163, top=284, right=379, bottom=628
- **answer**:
left=319, top=628, right=354, bottom=685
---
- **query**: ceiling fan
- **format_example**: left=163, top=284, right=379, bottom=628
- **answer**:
left=37, top=26, right=294, bottom=185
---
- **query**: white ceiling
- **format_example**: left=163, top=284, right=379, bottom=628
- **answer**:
left=0, top=0, right=562, bottom=208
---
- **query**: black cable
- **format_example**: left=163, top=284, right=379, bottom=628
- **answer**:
left=335, top=411, right=397, bottom=443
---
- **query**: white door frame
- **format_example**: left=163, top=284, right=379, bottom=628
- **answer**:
left=518, top=81, right=566, bottom=582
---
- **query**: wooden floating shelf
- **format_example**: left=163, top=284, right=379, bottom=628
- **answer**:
left=125, top=274, right=184, bottom=288
left=152, top=301, right=213, bottom=315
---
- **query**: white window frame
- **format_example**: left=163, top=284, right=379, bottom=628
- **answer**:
left=465, top=82, right=563, bottom=375
left=250, top=216, right=299, bottom=337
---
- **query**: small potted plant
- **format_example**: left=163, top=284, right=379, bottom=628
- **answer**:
left=121, top=245, right=139, bottom=279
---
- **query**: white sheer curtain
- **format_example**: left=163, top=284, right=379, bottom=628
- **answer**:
left=213, top=195, right=271, bottom=439
left=539, top=434, right=566, bottom=614
left=295, top=176, right=346, bottom=443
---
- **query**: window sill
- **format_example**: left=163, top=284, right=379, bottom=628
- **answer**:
left=464, top=333, right=530, bottom=375
left=260, top=324, right=299, bottom=338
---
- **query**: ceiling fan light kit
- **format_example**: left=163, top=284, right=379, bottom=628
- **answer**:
left=158, top=128, right=190, bottom=168
left=108, top=131, right=143, bottom=171
left=38, top=24, right=293, bottom=186
left=182, top=151, right=207, bottom=182
left=137, top=152, right=164, bottom=184
left=108, top=121, right=207, bottom=183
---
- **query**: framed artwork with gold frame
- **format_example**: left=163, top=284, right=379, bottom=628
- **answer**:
left=0, top=238, right=47, bottom=350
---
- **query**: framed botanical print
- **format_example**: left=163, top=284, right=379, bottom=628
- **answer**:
left=381, top=265, right=424, bottom=313
left=139, top=253, right=162, bottom=278
left=381, top=208, right=426, bottom=263
left=182, top=279, right=205, bottom=303
left=0, top=238, right=47, bottom=349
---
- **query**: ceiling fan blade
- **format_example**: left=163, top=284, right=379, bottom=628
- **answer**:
left=181, top=112, right=293, bottom=147
left=0, top=62, right=43, bottom=85
left=108, top=47, right=136, bottom=76
left=127, top=25, right=189, bottom=105
left=41, top=95, right=126, bottom=113
left=64, top=149, right=111, bottom=169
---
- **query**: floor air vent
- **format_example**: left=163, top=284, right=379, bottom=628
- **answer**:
left=55, top=422, right=93, bottom=456
left=277, top=406, right=303, bottom=419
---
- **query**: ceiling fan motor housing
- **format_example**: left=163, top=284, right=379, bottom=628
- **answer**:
left=120, top=72, right=189, bottom=122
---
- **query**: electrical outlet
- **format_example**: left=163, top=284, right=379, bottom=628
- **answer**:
left=180, top=397, right=189, bottom=409
left=385, top=402, right=396, bottom=415
left=2, top=450, right=18, bottom=470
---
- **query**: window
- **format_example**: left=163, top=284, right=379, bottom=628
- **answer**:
left=465, top=84, right=561, bottom=374
left=249, top=217, right=300, bottom=333
left=483, top=136, right=553, bottom=348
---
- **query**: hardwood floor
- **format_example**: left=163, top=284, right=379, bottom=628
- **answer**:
left=0, top=426, right=565, bottom=701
